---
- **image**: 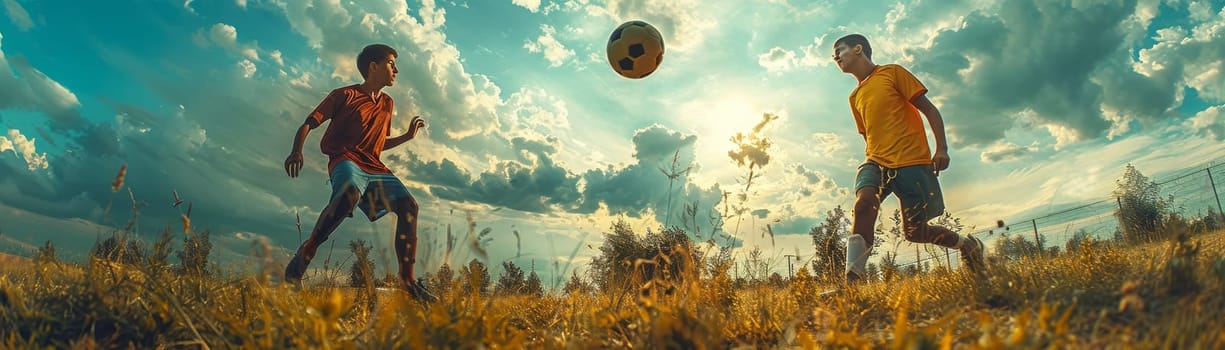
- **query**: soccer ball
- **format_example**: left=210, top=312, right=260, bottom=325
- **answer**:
left=606, top=20, right=665, bottom=79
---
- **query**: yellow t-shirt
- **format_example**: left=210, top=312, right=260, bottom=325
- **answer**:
left=849, top=64, right=931, bottom=168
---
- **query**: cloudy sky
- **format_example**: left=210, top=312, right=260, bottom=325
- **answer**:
left=1, top=0, right=1223, bottom=284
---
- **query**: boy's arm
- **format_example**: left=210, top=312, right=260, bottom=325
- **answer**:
left=911, top=94, right=950, bottom=173
left=384, top=116, right=425, bottom=151
left=285, top=123, right=311, bottom=178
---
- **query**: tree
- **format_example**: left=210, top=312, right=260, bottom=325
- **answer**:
left=810, top=206, right=849, bottom=283
left=993, top=234, right=1056, bottom=260
left=459, top=259, right=491, bottom=295
left=1114, top=164, right=1169, bottom=243
left=767, top=272, right=785, bottom=288
left=865, top=263, right=880, bottom=283
left=524, top=269, right=544, bottom=297
left=563, top=272, right=594, bottom=295
left=495, top=261, right=527, bottom=296
left=431, top=263, right=455, bottom=295
left=1064, top=228, right=1100, bottom=254
left=36, top=240, right=57, bottom=264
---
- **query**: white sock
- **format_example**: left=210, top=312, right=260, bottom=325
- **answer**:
left=846, top=235, right=869, bottom=277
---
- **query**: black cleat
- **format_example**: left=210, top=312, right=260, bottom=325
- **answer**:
left=284, top=253, right=310, bottom=286
left=405, top=279, right=439, bottom=303
left=960, top=235, right=987, bottom=274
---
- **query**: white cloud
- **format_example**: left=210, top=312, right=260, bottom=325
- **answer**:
left=1186, top=105, right=1225, bottom=140
left=241, top=47, right=260, bottom=61
left=265, top=0, right=531, bottom=152
left=203, top=23, right=267, bottom=63
left=498, top=86, right=571, bottom=139
left=756, top=35, right=835, bottom=73
left=979, top=141, right=1039, bottom=163
left=807, top=132, right=845, bottom=158
left=0, top=129, right=49, bottom=171
left=238, top=59, right=257, bottom=78
left=1188, top=0, right=1213, bottom=21
left=237, top=0, right=248, bottom=10
left=288, top=71, right=311, bottom=88
left=209, top=23, right=239, bottom=49
left=757, top=47, right=796, bottom=72
left=1135, top=5, right=1225, bottom=102
left=603, top=0, right=714, bottom=52
left=2, top=0, right=33, bottom=30
left=512, top=0, right=541, bottom=12
left=524, top=24, right=575, bottom=67
left=269, top=50, right=284, bottom=66
left=184, top=0, right=197, bottom=14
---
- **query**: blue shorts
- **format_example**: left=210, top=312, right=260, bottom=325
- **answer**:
left=854, top=161, right=945, bottom=226
left=330, top=160, right=416, bottom=221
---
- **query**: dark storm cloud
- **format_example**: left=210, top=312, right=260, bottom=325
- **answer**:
left=0, top=48, right=88, bottom=130
left=575, top=125, right=720, bottom=219
left=422, top=136, right=583, bottom=213
left=904, top=0, right=1183, bottom=147
left=404, top=123, right=725, bottom=233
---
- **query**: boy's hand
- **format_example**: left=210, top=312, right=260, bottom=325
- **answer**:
left=285, top=151, right=304, bottom=178
left=932, top=150, right=950, bottom=175
left=408, top=116, right=426, bottom=138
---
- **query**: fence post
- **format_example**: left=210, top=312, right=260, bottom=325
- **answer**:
left=1117, top=197, right=1126, bottom=240
left=1209, top=167, right=1223, bottom=217
left=915, top=245, right=921, bottom=271
left=1031, top=219, right=1041, bottom=257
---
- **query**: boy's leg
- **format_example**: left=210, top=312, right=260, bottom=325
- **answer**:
left=360, top=176, right=437, bottom=302
left=847, top=162, right=887, bottom=282
left=903, top=221, right=986, bottom=273
left=848, top=186, right=880, bottom=281
left=894, top=165, right=986, bottom=273
left=298, top=187, right=360, bottom=259
left=392, top=195, right=420, bottom=284
left=286, top=163, right=365, bottom=283
left=392, top=190, right=437, bottom=301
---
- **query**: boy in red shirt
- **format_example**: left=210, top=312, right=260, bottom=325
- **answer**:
left=283, top=44, right=436, bottom=302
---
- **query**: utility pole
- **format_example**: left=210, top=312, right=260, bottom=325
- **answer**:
left=783, top=254, right=798, bottom=279
left=1032, top=219, right=1041, bottom=257
left=1209, top=167, right=1223, bottom=217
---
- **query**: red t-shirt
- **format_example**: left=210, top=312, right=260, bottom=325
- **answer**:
left=305, top=84, right=395, bottom=174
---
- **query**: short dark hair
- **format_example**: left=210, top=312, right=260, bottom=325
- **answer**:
left=357, top=44, right=398, bottom=79
left=834, top=34, right=872, bottom=60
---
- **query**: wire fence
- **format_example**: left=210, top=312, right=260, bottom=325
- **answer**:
left=896, top=158, right=1225, bottom=270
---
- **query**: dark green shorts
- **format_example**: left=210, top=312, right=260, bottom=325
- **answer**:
left=854, top=161, right=945, bottom=225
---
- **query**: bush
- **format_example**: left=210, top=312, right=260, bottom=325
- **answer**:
left=1113, top=164, right=1170, bottom=243
left=588, top=220, right=701, bottom=292
left=176, top=230, right=212, bottom=276
left=809, top=206, right=849, bottom=284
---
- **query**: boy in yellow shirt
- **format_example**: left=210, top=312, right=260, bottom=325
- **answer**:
left=831, top=34, right=986, bottom=282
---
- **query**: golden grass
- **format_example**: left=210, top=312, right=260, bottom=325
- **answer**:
left=2, top=230, right=1224, bottom=349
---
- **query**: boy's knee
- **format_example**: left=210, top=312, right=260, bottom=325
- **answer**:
left=393, top=197, right=419, bottom=216
left=853, top=190, right=879, bottom=213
